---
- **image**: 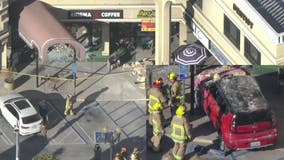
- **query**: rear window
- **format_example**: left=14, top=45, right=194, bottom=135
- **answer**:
left=22, top=114, right=41, bottom=124
left=235, top=110, right=272, bottom=126
left=14, top=100, right=31, bottom=110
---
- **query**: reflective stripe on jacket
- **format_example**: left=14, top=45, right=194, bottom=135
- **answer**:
left=171, top=115, right=190, bottom=143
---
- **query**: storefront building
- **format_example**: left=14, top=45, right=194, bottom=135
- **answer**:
left=40, top=0, right=188, bottom=63
left=189, top=0, right=284, bottom=65
left=0, top=0, right=10, bottom=69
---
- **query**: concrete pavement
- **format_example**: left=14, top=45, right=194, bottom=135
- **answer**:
left=0, top=61, right=147, bottom=160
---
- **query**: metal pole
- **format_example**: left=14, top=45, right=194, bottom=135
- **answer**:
left=15, top=124, right=20, bottom=160
left=36, top=52, right=39, bottom=88
left=190, top=65, right=195, bottom=115
left=73, top=53, right=76, bottom=96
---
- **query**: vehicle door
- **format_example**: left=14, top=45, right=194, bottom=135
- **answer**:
left=208, top=84, right=221, bottom=127
left=4, top=104, right=19, bottom=128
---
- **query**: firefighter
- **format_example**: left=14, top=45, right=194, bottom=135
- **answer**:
left=149, top=102, right=164, bottom=152
left=148, top=78, right=168, bottom=126
left=64, top=94, right=74, bottom=116
left=171, top=105, right=192, bottom=160
left=167, top=72, right=184, bottom=117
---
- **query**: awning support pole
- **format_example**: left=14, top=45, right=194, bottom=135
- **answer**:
left=190, top=65, right=195, bottom=115
left=36, top=52, right=39, bottom=88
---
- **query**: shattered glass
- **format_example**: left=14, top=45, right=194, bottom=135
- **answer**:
left=47, top=43, right=75, bottom=62
left=218, top=76, right=268, bottom=113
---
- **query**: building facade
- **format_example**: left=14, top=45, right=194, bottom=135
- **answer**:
left=40, top=0, right=188, bottom=64
left=189, top=0, right=284, bottom=65
left=0, top=0, right=10, bottom=69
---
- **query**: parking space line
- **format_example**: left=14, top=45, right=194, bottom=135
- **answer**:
left=132, top=101, right=146, bottom=114
left=0, top=127, right=13, bottom=145
left=108, top=102, right=131, bottom=115
left=57, top=130, right=74, bottom=143
left=114, top=108, right=137, bottom=122
left=121, top=114, right=144, bottom=128
left=46, top=101, right=88, bottom=144
left=98, top=102, right=128, bottom=138
left=75, top=122, right=93, bottom=143
left=127, top=124, right=145, bottom=137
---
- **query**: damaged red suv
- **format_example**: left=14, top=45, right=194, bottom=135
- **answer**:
left=194, top=66, right=279, bottom=152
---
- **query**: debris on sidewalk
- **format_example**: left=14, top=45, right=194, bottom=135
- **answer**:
left=122, top=58, right=154, bottom=89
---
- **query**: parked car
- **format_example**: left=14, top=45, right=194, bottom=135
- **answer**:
left=0, top=93, right=42, bottom=135
left=194, top=66, right=279, bottom=152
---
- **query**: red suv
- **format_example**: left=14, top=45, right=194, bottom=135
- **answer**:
left=194, top=66, right=279, bottom=152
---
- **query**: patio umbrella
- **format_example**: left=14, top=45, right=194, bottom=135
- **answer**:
left=174, top=43, right=207, bottom=65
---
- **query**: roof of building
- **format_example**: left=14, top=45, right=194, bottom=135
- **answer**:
left=248, top=0, right=284, bottom=33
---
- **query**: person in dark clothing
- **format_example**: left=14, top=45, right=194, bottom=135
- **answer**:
left=38, top=99, right=49, bottom=123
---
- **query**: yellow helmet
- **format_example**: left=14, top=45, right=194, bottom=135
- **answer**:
left=176, top=105, right=186, bottom=116
left=152, top=103, right=163, bottom=111
left=169, top=72, right=177, bottom=81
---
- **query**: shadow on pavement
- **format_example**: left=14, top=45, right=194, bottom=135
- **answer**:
left=191, top=121, right=216, bottom=138
left=74, top=86, right=109, bottom=114
left=90, top=136, right=146, bottom=160
left=0, top=135, right=48, bottom=160
left=14, top=75, right=30, bottom=89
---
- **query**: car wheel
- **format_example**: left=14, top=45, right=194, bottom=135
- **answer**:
left=219, top=135, right=229, bottom=153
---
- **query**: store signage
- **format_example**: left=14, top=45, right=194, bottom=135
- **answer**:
left=192, top=23, right=209, bottom=48
left=209, top=41, right=232, bottom=65
left=69, top=10, right=123, bottom=19
left=137, top=10, right=155, bottom=18
left=141, top=20, right=155, bottom=32
left=233, top=3, right=253, bottom=29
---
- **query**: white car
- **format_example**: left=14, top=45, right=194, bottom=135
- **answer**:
left=0, top=93, right=42, bottom=135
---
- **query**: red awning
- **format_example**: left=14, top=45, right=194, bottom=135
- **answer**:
left=18, top=0, right=85, bottom=61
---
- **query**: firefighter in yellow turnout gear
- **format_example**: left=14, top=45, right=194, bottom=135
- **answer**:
left=171, top=105, right=191, bottom=160
left=149, top=102, right=164, bottom=152
left=148, top=78, right=168, bottom=126
left=167, top=72, right=184, bottom=117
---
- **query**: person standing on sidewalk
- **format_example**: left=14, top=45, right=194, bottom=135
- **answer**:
left=167, top=72, right=183, bottom=117
left=170, top=105, right=191, bottom=160
left=120, top=147, right=128, bottom=160
left=64, top=94, right=74, bottom=116
left=147, top=78, right=168, bottom=126
left=40, top=118, right=48, bottom=141
left=130, top=147, right=140, bottom=160
left=38, top=98, right=49, bottom=123
left=148, top=103, right=164, bottom=152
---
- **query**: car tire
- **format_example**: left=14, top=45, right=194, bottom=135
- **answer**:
left=219, top=135, right=229, bottom=153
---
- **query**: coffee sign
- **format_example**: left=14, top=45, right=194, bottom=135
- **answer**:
left=69, top=10, right=123, bottom=19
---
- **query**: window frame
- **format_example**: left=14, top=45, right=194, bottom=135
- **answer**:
left=244, top=37, right=261, bottom=65
left=224, top=15, right=240, bottom=49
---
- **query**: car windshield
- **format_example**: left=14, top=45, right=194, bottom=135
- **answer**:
left=22, top=114, right=41, bottom=124
left=235, top=110, right=272, bottom=125
left=219, top=76, right=268, bottom=113
left=14, top=99, right=31, bottom=110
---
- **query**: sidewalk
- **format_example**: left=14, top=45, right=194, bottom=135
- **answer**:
left=0, top=61, right=147, bottom=160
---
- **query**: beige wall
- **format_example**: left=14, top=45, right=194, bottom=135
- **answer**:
left=193, top=0, right=284, bottom=65
left=0, top=0, right=10, bottom=69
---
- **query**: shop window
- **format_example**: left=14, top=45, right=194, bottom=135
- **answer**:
left=244, top=37, right=261, bottom=65
left=224, top=15, right=240, bottom=49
